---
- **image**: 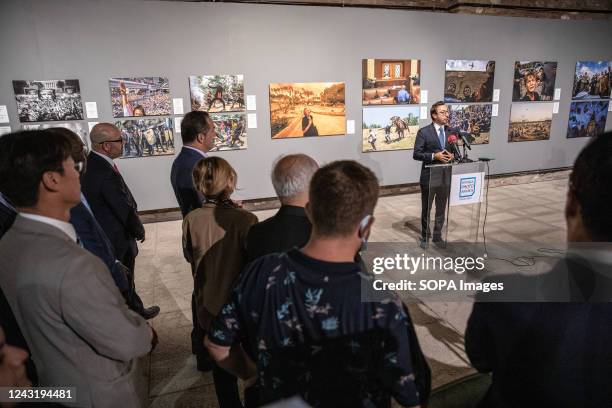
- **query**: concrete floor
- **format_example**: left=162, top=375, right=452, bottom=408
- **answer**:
left=137, top=175, right=569, bottom=407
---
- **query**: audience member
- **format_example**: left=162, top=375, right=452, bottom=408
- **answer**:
left=0, top=130, right=154, bottom=407
left=183, top=157, right=258, bottom=407
left=0, top=192, right=15, bottom=238
left=205, top=160, right=429, bottom=408
left=81, top=123, right=159, bottom=320
left=246, top=154, right=318, bottom=262
left=171, top=111, right=217, bottom=369
left=466, top=132, right=612, bottom=407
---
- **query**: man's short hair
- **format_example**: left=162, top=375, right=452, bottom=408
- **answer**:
left=569, top=132, right=612, bottom=241
left=271, top=154, right=319, bottom=199
left=181, top=111, right=211, bottom=144
left=0, top=130, right=72, bottom=207
left=47, top=127, right=87, bottom=165
left=309, top=160, right=379, bottom=237
left=430, top=101, right=446, bottom=116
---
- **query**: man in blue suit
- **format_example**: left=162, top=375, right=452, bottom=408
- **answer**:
left=81, top=123, right=159, bottom=320
left=413, top=101, right=456, bottom=248
left=170, top=111, right=217, bottom=371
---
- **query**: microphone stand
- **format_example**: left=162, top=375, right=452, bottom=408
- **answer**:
left=460, top=142, right=473, bottom=163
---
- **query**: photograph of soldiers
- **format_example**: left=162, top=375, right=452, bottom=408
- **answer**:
left=444, top=60, right=495, bottom=103
left=13, top=79, right=84, bottom=123
left=115, top=118, right=175, bottom=158
left=21, top=122, right=89, bottom=150
left=571, top=61, right=611, bottom=100
left=109, top=77, right=171, bottom=118
left=567, top=101, right=609, bottom=138
left=512, top=61, right=557, bottom=102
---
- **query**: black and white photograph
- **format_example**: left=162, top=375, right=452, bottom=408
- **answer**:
left=13, top=79, right=84, bottom=123
left=115, top=118, right=175, bottom=158
left=21, top=122, right=89, bottom=150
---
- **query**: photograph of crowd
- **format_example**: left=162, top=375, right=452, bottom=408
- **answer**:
left=571, top=61, right=611, bottom=100
left=109, top=77, right=171, bottom=118
left=189, top=75, right=245, bottom=113
left=210, top=113, right=247, bottom=151
left=448, top=104, right=492, bottom=145
left=13, top=79, right=84, bottom=123
left=269, top=82, right=345, bottom=139
left=362, top=106, right=419, bottom=152
left=362, top=59, right=421, bottom=105
left=22, top=122, right=89, bottom=150
left=115, top=118, right=175, bottom=158
left=444, top=60, right=495, bottom=103
left=567, top=101, right=609, bottom=138
left=512, top=61, right=557, bottom=102
left=508, top=102, right=553, bottom=142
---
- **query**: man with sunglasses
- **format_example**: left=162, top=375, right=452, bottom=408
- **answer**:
left=81, top=123, right=159, bottom=320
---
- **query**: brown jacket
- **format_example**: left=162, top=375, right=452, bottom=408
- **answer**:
left=182, top=203, right=258, bottom=328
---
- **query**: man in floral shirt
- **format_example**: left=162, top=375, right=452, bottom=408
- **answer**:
left=205, top=160, right=426, bottom=407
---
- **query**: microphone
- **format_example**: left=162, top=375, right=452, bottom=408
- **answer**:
left=458, top=132, right=472, bottom=150
left=447, top=134, right=461, bottom=159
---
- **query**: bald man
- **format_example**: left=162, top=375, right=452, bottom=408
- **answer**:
left=81, top=123, right=159, bottom=320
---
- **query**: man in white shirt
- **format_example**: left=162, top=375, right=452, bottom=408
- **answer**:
left=0, top=129, right=154, bottom=407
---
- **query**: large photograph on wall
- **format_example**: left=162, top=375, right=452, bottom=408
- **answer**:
left=508, top=102, right=553, bottom=142
left=13, top=79, right=83, bottom=123
left=109, top=77, right=171, bottom=118
left=571, top=61, right=611, bottom=100
left=210, top=113, right=247, bottom=151
left=21, top=122, right=89, bottom=149
left=115, top=118, right=175, bottom=158
left=189, top=75, right=245, bottom=113
left=567, top=100, right=609, bottom=138
left=362, top=59, right=421, bottom=105
left=269, top=82, right=345, bottom=138
left=448, top=104, right=492, bottom=145
left=362, top=106, right=419, bottom=152
left=512, top=61, right=557, bottom=102
left=444, top=60, right=495, bottom=103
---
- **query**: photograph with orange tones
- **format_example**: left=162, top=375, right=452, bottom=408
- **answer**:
left=269, top=82, right=346, bottom=138
left=362, top=59, right=421, bottom=105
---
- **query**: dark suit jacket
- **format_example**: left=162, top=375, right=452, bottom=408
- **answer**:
left=246, top=205, right=311, bottom=263
left=81, top=152, right=144, bottom=259
left=70, top=202, right=130, bottom=293
left=413, top=123, right=457, bottom=185
left=0, top=198, right=16, bottom=238
left=466, top=257, right=612, bottom=407
left=170, top=147, right=205, bottom=217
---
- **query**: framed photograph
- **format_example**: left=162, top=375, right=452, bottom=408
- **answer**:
left=21, top=122, right=89, bottom=150
left=109, top=77, right=171, bottom=118
left=209, top=113, right=247, bottom=151
left=448, top=104, right=492, bottom=145
left=13, top=79, right=83, bottom=123
left=571, top=61, right=611, bottom=100
left=444, top=60, right=495, bottom=103
left=269, top=82, right=345, bottom=138
left=362, top=59, right=421, bottom=105
left=512, top=61, right=557, bottom=102
left=508, top=102, right=553, bottom=142
left=115, top=118, right=175, bottom=158
left=362, top=106, right=419, bottom=152
left=189, top=75, right=245, bottom=113
left=567, top=101, right=609, bottom=138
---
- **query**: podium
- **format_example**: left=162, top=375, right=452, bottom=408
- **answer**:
left=423, top=160, right=487, bottom=244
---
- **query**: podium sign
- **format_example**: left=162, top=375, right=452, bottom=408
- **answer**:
left=449, top=171, right=485, bottom=206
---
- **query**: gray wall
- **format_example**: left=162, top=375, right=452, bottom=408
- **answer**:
left=1, top=0, right=611, bottom=211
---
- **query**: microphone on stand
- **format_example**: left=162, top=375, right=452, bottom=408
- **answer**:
left=447, top=134, right=461, bottom=161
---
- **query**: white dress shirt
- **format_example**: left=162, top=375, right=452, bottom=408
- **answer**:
left=19, top=213, right=77, bottom=243
left=92, top=150, right=116, bottom=168
left=183, top=145, right=207, bottom=158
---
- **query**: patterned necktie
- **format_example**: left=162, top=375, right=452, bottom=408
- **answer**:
left=438, top=126, right=445, bottom=148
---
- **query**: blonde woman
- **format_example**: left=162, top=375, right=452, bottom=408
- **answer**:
left=183, top=156, right=257, bottom=408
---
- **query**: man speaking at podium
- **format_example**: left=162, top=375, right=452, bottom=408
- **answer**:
left=413, top=101, right=457, bottom=249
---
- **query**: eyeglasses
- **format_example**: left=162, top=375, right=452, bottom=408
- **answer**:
left=436, top=110, right=450, bottom=115
left=104, top=139, right=123, bottom=144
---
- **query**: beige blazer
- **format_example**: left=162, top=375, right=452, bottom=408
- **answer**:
left=0, top=215, right=151, bottom=407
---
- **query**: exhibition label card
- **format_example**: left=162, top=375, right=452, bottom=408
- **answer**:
left=492, top=104, right=499, bottom=117
left=246, top=95, right=257, bottom=111
left=174, top=117, right=182, bottom=133
left=554, top=88, right=561, bottom=100
left=0, top=126, right=11, bottom=136
left=553, top=102, right=559, bottom=114
left=247, top=113, right=257, bottom=128
left=609, top=103, right=612, bottom=112
left=0, top=106, right=8, bottom=123
left=346, top=120, right=355, bottom=135
left=420, top=106, right=428, bottom=120
left=88, top=122, right=99, bottom=132
left=85, top=102, right=98, bottom=119
left=492, top=89, right=500, bottom=102
left=173, top=98, right=184, bottom=115
left=420, top=90, right=428, bottom=104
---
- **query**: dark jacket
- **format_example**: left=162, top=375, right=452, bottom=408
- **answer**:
left=246, top=205, right=311, bottom=263
left=413, top=123, right=456, bottom=185
left=0, top=197, right=16, bottom=238
left=81, top=152, right=144, bottom=259
left=170, top=147, right=205, bottom=217
left=70, top=201, right=130, bottom=293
